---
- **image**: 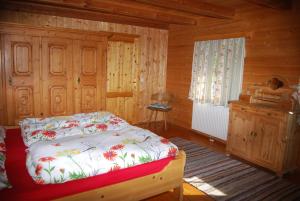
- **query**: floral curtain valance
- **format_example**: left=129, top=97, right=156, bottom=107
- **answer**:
left=189, top=37, right=245, bottom=106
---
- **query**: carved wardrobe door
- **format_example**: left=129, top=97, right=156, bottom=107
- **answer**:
left=106, top=41, right=138, bottom=123
left=41, top=37, right=73, bottom=117
left=73, top=40, right=106, bottom=113
left=4, top=34, right=41, bottom=125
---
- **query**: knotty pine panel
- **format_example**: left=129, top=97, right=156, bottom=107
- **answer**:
left=166, top=0, right=300, bottom=129
left=0, top=10, right=168, bottom=123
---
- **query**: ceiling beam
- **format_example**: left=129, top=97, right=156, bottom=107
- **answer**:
left=245, top=0, right=292, bottom=9
left=132, top=0, right=235, bottom=19
left=1, top=0, right=197, bottom=26
left=0, top=1, right=169, bottom=29
left=85, top=0, right=197, bottom=25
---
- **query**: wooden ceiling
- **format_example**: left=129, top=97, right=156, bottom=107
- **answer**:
left=0, top=0, right=292, bottom=29
left=0, top=0, right=235, bottom=29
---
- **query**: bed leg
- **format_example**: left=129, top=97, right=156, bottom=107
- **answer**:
left=174, top=184, right=183, bottom=201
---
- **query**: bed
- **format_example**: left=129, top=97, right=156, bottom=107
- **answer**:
left=0, top=112, right=186, bottom=201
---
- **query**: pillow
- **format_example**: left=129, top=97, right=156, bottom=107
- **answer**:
left=82, top=114, right=129, bottom=134
left=20, top=112, right=129, bottom=146
left=0, top=137, right=11, bottom=190
left=21, top=127, right=84, bottom=147
left=20, top=115, right=85, bottom=146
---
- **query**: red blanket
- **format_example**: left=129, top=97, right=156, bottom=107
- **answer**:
left=0, top=129, right=172, bottom=201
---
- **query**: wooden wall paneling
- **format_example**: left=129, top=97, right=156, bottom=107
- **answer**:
left=125, top=41, right=140, bottom=123
left=4, top=34, right=41, bottom=125
left=122, top=42, right=133, bottom=122
left=136, top=28, right=148, bottom=122
left=106, top=41, right=137, bottom=123
left=106, top=41, right=119, bottom=117
left=0, top=11, right=168, bottom=124
left=132, top=39, right=140, bottom=123
left=166, top=1, right=300, bottom=129
left=73, top=39, right=106, bottom=113
left=139, top=28, right=157, bottom=122
left=41, top=37, right=73, bottom=117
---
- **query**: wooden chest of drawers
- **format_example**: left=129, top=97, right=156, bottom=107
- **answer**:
left=227, top=101, right=300, bottom=176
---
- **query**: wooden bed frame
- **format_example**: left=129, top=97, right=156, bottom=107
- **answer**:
left=56, top=150, right=186, bottom=201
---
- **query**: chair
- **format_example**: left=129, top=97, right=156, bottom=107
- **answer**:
left=147, top=92, right=173, bottom=130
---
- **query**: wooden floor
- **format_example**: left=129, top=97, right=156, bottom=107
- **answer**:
left=138, top=122, right=300, bottom=201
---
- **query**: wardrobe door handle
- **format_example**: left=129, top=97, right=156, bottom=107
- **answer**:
left=8, top=76, right=13, bottom=86
left=77, top=77, right=80, bottom=84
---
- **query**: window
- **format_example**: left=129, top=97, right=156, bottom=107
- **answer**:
left=189, top=37, right=245, bottom=106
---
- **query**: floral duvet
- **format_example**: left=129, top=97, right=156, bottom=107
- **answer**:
left=22, top=113, right=178, bottom=185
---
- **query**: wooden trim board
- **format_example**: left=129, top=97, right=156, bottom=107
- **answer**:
left=193, top=31, right=253, bottom=41
left=108, top=33, right=139, bottom=43
left=106, top=92, right=134, bottom=98
left=0, top=22, right=139, bottom=42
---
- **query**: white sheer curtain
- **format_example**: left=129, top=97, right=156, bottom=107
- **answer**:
left=189, top=37, right=245, bottom=106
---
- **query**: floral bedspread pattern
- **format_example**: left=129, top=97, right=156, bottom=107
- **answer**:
left=0, top=127, right=11, bottom=190
left=26, top=126, right=178, bottom=184
left=20, top=112, right=129, bottom=146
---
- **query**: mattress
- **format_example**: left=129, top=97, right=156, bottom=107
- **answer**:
left=0, top=129, right=174, bottom=201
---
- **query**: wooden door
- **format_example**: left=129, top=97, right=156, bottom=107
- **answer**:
left=4, top=34, right=41, bottom=125
left=106, top=41, right=138, bottom=123
left=73, top=40, right=106, bottom=113
left=251, top=116, right=280, bottom=170
left=41, top=37, right=73, bottom=117
left=227, top=110, right=254, bottom=158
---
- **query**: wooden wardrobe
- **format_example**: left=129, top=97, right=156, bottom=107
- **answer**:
left=0, top=23, right=139, bottom=125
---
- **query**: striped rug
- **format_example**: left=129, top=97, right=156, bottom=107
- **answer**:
left=170, top=137, right=300, bottom=201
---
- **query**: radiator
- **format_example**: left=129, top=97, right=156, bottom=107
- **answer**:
left=192, top=103, right=229, bottom=141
